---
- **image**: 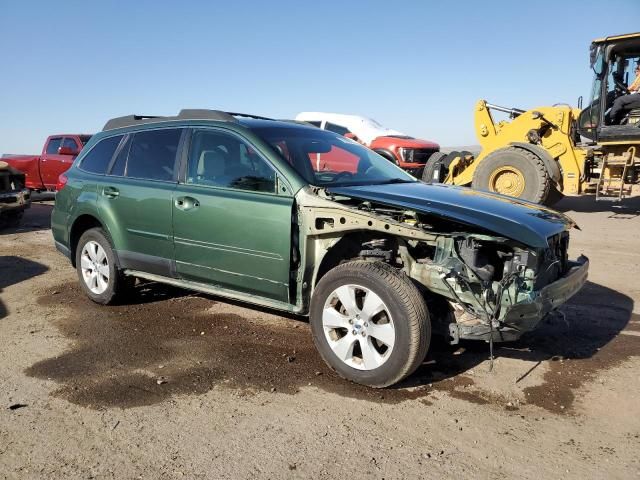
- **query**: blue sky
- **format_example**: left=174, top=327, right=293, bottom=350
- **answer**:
left=1, top=0, right=639, bottom=153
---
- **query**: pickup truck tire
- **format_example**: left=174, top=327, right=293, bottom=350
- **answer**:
left=75, top=227, right=132, bottom=305
left=310, top=260, right=430, bottom=388
left=472, top=147, right=550, bottom=204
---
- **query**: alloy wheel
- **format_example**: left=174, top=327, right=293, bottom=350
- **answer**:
left=80, top=240, right=110, bottom=294
left=322, top=284, right=395, bottom=370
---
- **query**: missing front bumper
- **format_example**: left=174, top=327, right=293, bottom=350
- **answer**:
left=449, top=255, right=589, bottom=343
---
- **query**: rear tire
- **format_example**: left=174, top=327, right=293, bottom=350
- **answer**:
left=310, top=260, right=430, bottom=388
left=75, top=228, right=132, bottom=305
left=421, top=152, right=448, bottom=183
left=472, top=147, right=550, bottom=203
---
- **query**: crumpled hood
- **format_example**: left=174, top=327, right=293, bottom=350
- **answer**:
left=329, top=182, right=576, bottom=248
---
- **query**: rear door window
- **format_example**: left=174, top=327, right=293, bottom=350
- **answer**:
left=79, top=135, right=123, bottom=174
left=46, top=138, right=62, bottom=154
left=124, top=129, right=182, bottom=181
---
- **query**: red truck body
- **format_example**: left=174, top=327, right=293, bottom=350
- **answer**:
left=294, top=113, right=440, bottom=175
left=3, top=134, right=92, bottom=191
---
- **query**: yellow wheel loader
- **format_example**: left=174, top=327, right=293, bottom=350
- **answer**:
left=423, top=32, right=640, bottom=204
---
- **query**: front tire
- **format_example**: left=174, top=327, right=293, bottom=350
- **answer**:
left=472, top=147, right=550, bottom=203
left=75, top=227, right=132, bottom=305
left=310, top=260, right=430, bottom=388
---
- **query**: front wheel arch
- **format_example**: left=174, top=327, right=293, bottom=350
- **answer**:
left=373, top=148, right=399, bottom=164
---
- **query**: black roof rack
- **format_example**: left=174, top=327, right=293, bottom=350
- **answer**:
left=226, top=112, right=274, bottom=121
left=102, top=109, right=274, bottom=131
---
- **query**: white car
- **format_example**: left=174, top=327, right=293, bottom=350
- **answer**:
left=295, top=112, right=440, bottom=173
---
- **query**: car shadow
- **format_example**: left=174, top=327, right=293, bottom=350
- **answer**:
left=122, top=279, right=306, bottom=321
left=120, top=280, right=195, bottom=305
left=555, top=194, right=640, bottom=217
left=0, top=201, right=54, bottom=235
left=0, top=256, right=49, bottom=320
left=399, top=280, right=634, bottom=398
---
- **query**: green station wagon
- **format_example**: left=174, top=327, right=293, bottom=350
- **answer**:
left=52, top=110, right=588, bottom=387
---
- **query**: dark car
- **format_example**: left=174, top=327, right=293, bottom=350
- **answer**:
left=0, top=161, right=31, bottom=227
left=51, top=109, right=588, bottom=388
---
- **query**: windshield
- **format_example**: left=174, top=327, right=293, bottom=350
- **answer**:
left=79, top=135, right=93, bottom=146
left=251, top=125, right=416, bottom=187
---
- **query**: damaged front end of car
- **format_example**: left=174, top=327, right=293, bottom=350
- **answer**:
left=404, top=231, right=588, bottom=343
left=0, top=162, right=31, bottom=227
left=295, top=186, right=588, bottom=343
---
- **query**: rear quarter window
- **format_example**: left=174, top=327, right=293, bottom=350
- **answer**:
left=79, top=135, right=123, bottom=174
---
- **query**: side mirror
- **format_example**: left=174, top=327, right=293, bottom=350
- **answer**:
left=531, top=111, right=542, bottom=120
left=58, top=146, right=79, bottom=156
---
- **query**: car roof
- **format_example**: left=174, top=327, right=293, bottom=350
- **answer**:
left=100, top=110, right=315, bottom=134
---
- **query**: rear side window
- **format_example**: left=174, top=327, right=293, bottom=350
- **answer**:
left=109, top=135, right=130, bottom=177
left=125, top=129, right=182, bottom=181
left=46, top=138, right=62, bottom=154
left=79, top=135, right=123, bottom=174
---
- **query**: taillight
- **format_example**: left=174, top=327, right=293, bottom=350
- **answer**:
left=56, top=173, right=68, bottom=191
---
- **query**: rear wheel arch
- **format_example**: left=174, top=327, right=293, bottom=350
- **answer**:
left=69, top=215, right=112, bottom=267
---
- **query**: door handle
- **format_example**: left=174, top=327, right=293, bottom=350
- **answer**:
left=175, top=196, right=199, bottom=211
left=102, top=186, right=120, bottom=198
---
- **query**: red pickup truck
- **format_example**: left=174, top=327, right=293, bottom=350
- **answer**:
left=2, top=134, right=92, bottom=191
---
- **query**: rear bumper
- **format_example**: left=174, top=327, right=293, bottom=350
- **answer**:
left=452, top=255, right=589, bottom=342
left=0, top=188, right=31, bottom=215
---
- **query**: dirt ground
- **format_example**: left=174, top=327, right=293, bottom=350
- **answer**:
left=1, top=194, right=639, bottom=479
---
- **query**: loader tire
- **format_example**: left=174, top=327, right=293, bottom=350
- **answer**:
left=472, top=147, right=550, bottom=204
left=421, top=152, right=448, bottom=183
left=544, top=185, right=564, bottom=206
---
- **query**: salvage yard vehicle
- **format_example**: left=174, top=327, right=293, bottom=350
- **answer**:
left=423, top=32, right=640, bottom=204
left=2, top=134, right=92, bottom=191
left=295, top=112, right=440, bottom=175
left=51, top=109, right=588, bottom=387
left=0, top=161, right=31, bottom=228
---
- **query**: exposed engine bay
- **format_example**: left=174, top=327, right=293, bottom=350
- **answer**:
left=296, top=187, right=588, bottom=345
